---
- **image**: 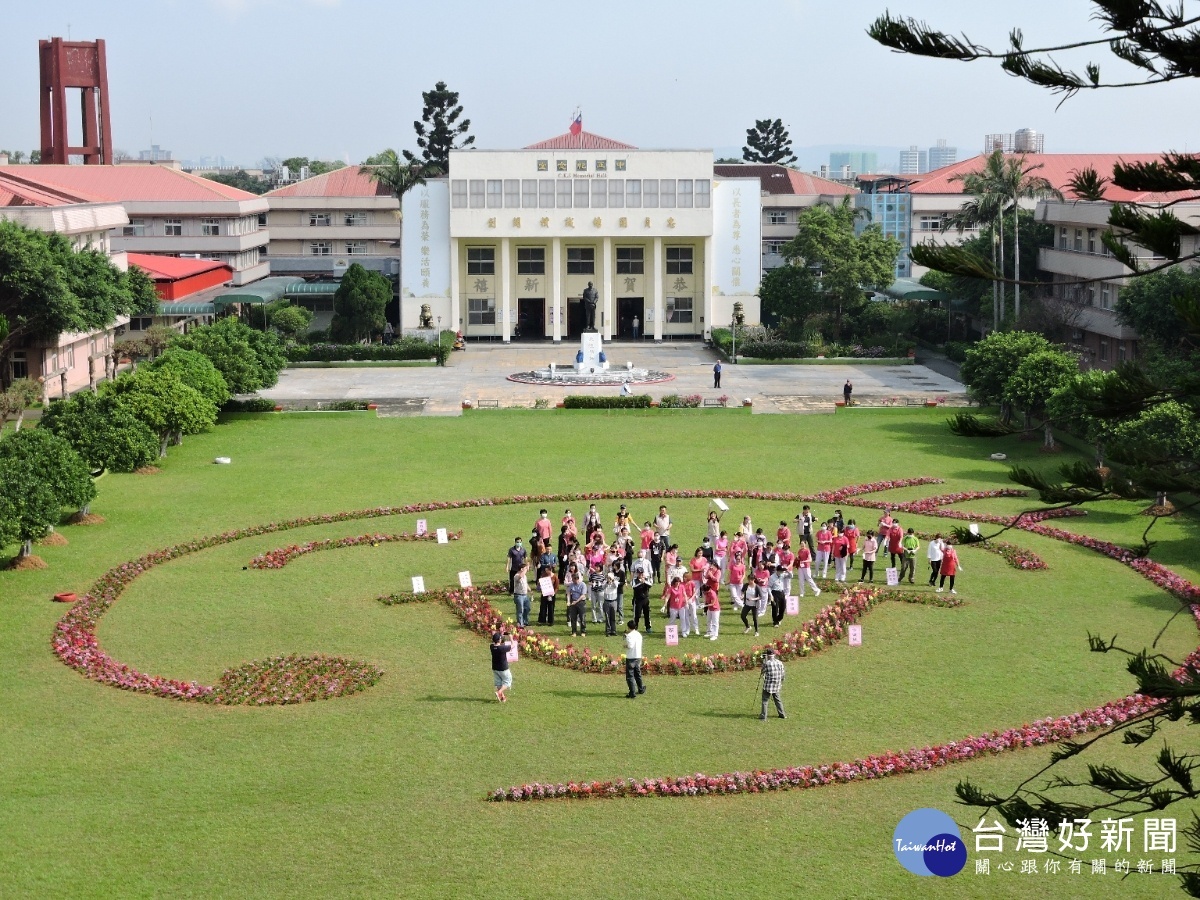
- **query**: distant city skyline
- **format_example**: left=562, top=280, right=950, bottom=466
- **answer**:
left=2, top=0, right=1195, bottom=167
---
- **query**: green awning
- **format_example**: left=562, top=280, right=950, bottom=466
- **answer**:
left=158, top=301, right=216, bottom=316
left=212, top=277, right=296, bottom=309
left=880, top=277, right=948, bottom=302
left=284, top=281, right=340, bottom=296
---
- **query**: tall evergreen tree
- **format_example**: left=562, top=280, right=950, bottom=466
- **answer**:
left=741, top=118, right=797, bottom=165
left=403, top=81, right=475, bottom=173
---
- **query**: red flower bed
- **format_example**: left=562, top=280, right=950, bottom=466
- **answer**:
left=212, top=654, right=383, bottom=705
left=249, top=530, right=462, bottom=569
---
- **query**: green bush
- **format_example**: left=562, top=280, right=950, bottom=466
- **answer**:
left=220, top=398, right=277, bottom=413
left=286, top=341, right=440, bottom=363
left=658, top=394, right=703, bottom=408
left=325, top=400, right=370, bottom=411
left=562, top=395, right=651, bottom=409
left=740, top=339, right=809, bottom=359
left=944, top=341, right=970, bottom=363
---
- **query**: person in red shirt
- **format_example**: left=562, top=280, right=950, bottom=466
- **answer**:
left=844, top=520, right=860, bottom=570
left=727, top=552, right=746, bottom=610
left=887, top=521, right=904, bottom=568
left=660, top=576, right=687, bottom=634
left=703, top=584, right=721, bottom=640
left=776, top=520, right=791, bottom=546
left=936, top=542, right=962, bottom=594
left=794, top=543, right=820, bottom=597
left=535, top=509, right=553, bottom=544
left=815, top=523, right=834, bottom=579
left=830, top=530, right=850, bottom=582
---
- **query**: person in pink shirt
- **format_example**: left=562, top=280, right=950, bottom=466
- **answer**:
left=689, top=547, right=708, bottom=593
left=752, top=561, right=771, bottom=619
left=703, top=584, right=721, bottom=640
left=794, top=542, right=821, bottom=597
left=776, top=520, right=791, bottom=546
left=776, top=542, right=795, bottom=598
left=562, top=509, right=577, bottom=539
left=535, top=509, right=553, bottom=544
left=830, top=530, right=850, bottom=582
left=815, top=523, right=834, bottom=579
left=660, top=576, right=688, bottom=634
left=878, top=508, right=894, bottom=536
left=714, top=530, right=729, bottom=584
left=640, top=522, right=655, bottom=551
left=664, top=544, right=679, bottom=571
left=727, top=552, right=746, bottom=610
left=682, top=577, right=701, bottom=638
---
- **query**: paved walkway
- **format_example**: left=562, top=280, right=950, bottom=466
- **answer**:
left=259, top=343, right=966, bottom=416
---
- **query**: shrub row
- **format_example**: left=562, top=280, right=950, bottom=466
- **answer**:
left=286, top=340, right=444, bottom=364
left=220, top=398, right=277, bottom=413
left=658, top=394, right=703, bottom=408
left=562, top=395, right=652, bottom=409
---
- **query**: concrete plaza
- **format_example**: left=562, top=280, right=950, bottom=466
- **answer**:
left=259, top=342, right=966, bottom=415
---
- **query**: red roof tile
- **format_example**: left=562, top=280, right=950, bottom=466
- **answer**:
left=0, top=172, right=84, bottom=207
left=127, top=253, right=230, bottom=281
left=0, top=164, right=259, bottom=203
left=909, top=153, right=1184, bottom=202
left=714, top=163, right=856, bottom=196
left=267, top=166, right=392, bottom=198
left=524, top=130, right=637, bottom=151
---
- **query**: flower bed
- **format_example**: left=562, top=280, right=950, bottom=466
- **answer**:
left=249, top=530, right=461, bottom=569
left=974, top=539, right=1048, bottom=571
left=212, top=654, right=383, bottom=705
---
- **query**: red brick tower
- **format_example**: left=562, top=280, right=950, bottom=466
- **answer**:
left=39, top=38, right=114, bottom=165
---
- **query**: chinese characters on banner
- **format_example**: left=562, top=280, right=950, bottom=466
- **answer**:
left=730, top=187, right=742, bottom=289
left=970, top=816, right=1176, bottom=877
left=664, top=624, right=679, bottom=646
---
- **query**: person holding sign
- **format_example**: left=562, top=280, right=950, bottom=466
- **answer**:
left=490, top=630, right=513, bottom=703
left=536, top=565, right=559, bottom=625
left=661, top=576, right=687, bottom=635
left=624, top=621, right=645, bottom=698
left=759, top=647, right=787, bottom=720
left=513, top=562, right=531, bottom=628
left=936, top=541, right=961, bottom=594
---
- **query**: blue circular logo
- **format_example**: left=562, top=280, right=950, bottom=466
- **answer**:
left=893, top=808, right=967, bottom=877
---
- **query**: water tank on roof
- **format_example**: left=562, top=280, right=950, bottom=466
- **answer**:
left=1014, top=128, right=1039, bottom=152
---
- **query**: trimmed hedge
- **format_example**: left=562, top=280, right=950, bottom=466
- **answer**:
left=944, top=341, right=970, bottom=363
left=563, top=395, right=652, bottom=409
left=658, top=394, right=702, bottom=408
left=740, top=339, right=809, bottom=359
left=286, top=340, right=446, bottom=365
left=220, top=398, right=277, bottom=413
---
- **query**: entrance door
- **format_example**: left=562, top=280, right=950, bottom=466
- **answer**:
left=566, top=298, right=585, bottom=338
left=516, top=298, right=545, bottom=340
left=616, top=297, right=645, bottom=339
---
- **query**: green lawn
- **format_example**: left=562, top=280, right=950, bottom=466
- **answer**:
left=1, top=408, right=1196, bottom=898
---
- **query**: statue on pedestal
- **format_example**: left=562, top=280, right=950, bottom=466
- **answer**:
left=582, top=282, right=599, bottom=332
left=419, top=304, right=434, bottom=328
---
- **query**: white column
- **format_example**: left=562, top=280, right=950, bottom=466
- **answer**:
left=601, top=236, right=613, bottom=340
left=702, top=235, right=714, bottom=339
left=551, top=238, right=562, bottom=342
left=449, top=237, right=461, bottom=332
left=651, top=236, right=664, bottom=342
left=500, top=237, right=511, bottom=343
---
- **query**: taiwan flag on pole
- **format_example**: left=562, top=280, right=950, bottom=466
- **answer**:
left=569, top=111, right=582, bottom=136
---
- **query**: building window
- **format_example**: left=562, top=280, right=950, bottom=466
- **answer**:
left=504, top=179, right=520, bottom=208
left=1074, top=228, right=1083, bottom=251
left=608, top=179, right=624, bottom=208
left=768, top=210, right=788, bottom=225
left=918, top=215, right=945, bottom=231
left=1118, top=341, right=1127, bottom=362
left=695, top=179, right=710, bottom=208
left=164, top=219, right=182, bottom=236
left=643, top=179, right=658, bottom=208
left=9, top=350, right=28, bottom=380
left=1099, top=338, right=1109, bottom=362
left=677, top=179, right=693, bottom=208
left=123, top=218, right=145, bottom=237
left=539, top=179, right=555, bottom=209
left=1100, top=283, right=1112, bottom=309
left=486, top=180, right=503, bottom=209
left=556, top=181, right=573, bottom=208
left=309, top=213, right=332, bottom=227
left=763, top=240, right=787, bottom=257
left=345, top=241, right=368, bottom=255
left=1088, top=285, right=1097, bottom=306
left=467, top=247, right=495, bottom=275
left=469, top=180, right=485, bottom=208
left=566, top=247, right=595, bottom=274
left=452, top=180, right=467, bottom=208
left=522, top=179, right=538, bottom=209
left=666, top=246, right=693, bottom=275
left=129, top=317, right=153, bottom=331
left=625, top=179, right=641, bottom=208
left=309, top=241, right=332, bottom=256
left=591, top=180, right=607, bottom=208
left=1058, top=226, right=1068, bottom=249
left=517, top=247, right=545, bottom=275
left=660, top=179, right=676, bottom=208
left=667, top=296, right=693, bottom=324
left=257, top=212, right=268, bottom=227
left=573, top=181, right=590, bottom=208
left=468, top=297, right=496, bottom=325
left=1087, top=228, right=1097, bottom=253
left=344, top=212, right=367, bottom=226
left=616, top=247, right=644, bottom=274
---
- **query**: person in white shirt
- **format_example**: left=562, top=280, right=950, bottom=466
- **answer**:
left=624, top=621, right=645, bottom=698
left=927, top=534, right=945, bottom=586
left=654, top=506, right=672, bottom=551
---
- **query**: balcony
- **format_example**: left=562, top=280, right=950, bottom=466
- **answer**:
left=112, top=232, right=269, bottom=254
left=1038, top=247, right=1136, bottom=281
left=1075, top=305, right=1140, bottom=341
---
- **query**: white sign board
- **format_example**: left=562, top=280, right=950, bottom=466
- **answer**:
left=711, top=177, right=762, bottom=298
left=458, top=571, right=472, bottom=588
left=886, top=567, right=899, bottom=587
left=401, top=180, right=451, bottom=306
left=711, top=498, right=729, bottom=512
left=506, top=641, right=518, bottom=663
left=664, top=624, right=679, bottom=646
left=416, top=519, right=428, bottom=536
left=411, top=576, right=425, bottom=594
left=436, top=528, right=449, bottom=545
left=848, top=624, right=862, bottom=646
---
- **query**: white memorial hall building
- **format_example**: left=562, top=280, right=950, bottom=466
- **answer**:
left=401, top=129, right=761, bottom=342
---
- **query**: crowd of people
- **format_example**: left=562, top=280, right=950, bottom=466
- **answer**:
left=503, top=502, right=963, bottom=642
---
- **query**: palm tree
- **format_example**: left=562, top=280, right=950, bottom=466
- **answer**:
left=993, top=155, right=1062, bottom=322
left=949, top=151, right=1011, bottom=328
left=360, top=150, right=431, bottom=330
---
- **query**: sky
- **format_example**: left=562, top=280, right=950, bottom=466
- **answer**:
left=2, top=0, right=1197, bottom=169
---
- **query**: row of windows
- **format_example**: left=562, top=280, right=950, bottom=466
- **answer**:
left=465, top=246, right=694, bottom=276
left=466, top=296, right=695, bottom=325
left=122, top=216, right=259, bottom=238
left=308, top=241, right=372, bottom=256
left=1058, top=226, right=1111, bottom=256
left=451, top=179, right=711, bottom=211
left=309, top=212, right=369, bottom=227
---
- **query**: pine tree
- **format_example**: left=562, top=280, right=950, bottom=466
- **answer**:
left=403, top=81, right=475, bottom=174
left=741, top=119, right=797, bottom=165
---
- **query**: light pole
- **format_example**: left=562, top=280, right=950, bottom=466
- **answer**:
left=730, top=313, right=737, bottom=364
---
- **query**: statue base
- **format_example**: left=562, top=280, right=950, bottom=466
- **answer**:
left=574, top=332, right=608, bottom=374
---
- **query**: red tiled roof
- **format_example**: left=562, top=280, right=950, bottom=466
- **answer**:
left=909, top=153, right=1182, bottom=202
left=0, top=164, right=259, bottom=203
left=0, top=172, right=84, bottom=207
left=524, top=130, right=637, bottom=151
left=714, top=163, right=856, bottom=196
left=127, top=252, right=229, bottom=281
left=267, top=166, right=392, bottom=198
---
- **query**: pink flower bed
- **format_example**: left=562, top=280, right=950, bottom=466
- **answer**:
left=249, top=530, right=461, bottom=569
left=975, top=539, right=1048, bottom=571
left=213, top=654, right=383, bottom=705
